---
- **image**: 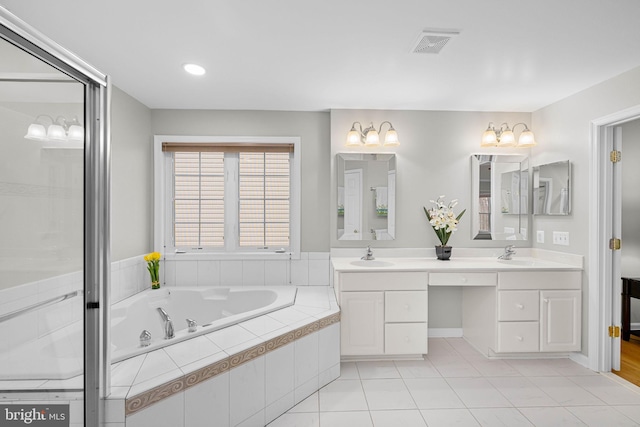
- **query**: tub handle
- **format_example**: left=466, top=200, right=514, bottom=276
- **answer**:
left=186, top=318, right=198, bottom=333
left=140, top=330, right=152, bottom=347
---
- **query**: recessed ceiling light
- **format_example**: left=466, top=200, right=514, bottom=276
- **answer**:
left=183, top=63, right=206, bottom=76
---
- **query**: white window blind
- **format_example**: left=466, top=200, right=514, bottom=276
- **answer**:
left=239, top=152, right=290, bottom=248
left=173, top=152, right=225, bottom=248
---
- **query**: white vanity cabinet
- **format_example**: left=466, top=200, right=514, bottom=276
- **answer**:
left=334, top=271, right=428, bottom=357
left=463, top=270, right=582, bottom=355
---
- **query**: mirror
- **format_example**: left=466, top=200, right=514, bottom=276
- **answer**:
left=471, top=154, right=529, bottom=241
left=337, top=153, right=396, bottom=240
left=533, top=160, right=571, bottom=215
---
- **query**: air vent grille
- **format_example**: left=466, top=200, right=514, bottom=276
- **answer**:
left=411, top=29, right=460, bottom=54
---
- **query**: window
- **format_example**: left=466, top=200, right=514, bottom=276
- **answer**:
left=155, top=137, right=300, bottom=258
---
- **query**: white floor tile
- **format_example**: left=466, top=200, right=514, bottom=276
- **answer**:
left=357, top=361, right=400, bottom=379
left=470, top=408, right=533, bottom=427
left=394, top=359, right=441, bottom=378
left=318, top=379, right=368, bottom=412
left=338, top=362, right=359, bottom=380
left=446, top=377, right=512, bottom=408
left=288, top=392, right=318, bottom=413
left=614, top=405, right=640, bottom=423
left=487, top=377, right=558, bottom=407
left=420, top=409, right=481, bottom=427
left=470, top=360, right=521, bottom=377
left=518, top=407, right=585, bottom=427
left=567, top=375, right=640, bottom=405
left=566, top=405, right=638, bottom=427
left=370, top=410, right=427, bottom=427
left=268, top=412, right=320, bottom=427
left=361, top=379, right=416, bottom=410
left=404, top=378, right=465, bottom=409
left=319, top=411, right=373, bottom=427
left=528, top=376, right=605, bottom=406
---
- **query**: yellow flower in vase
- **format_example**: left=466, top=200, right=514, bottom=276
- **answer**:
left=144, top=251, right=162, bottom=289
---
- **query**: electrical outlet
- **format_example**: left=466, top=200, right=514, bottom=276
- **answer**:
left=552, top=231, right=570, bottom=246
left=537, top=230, right=544, bottom=243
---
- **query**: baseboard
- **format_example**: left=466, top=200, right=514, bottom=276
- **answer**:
left=569, top=352, right=590, bottom=369
left=428, top=328, right=463, bottom=338
left=631, top=322, right=640, bottom=330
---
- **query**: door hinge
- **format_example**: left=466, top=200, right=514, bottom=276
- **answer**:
left=610, top=150, right=621, bottom=163
left=609, top=238, right=621, bottom=250
left=609, top=325, right=621, bottom=338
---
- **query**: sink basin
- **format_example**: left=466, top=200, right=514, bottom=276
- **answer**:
left=350, top=260, right=394, bottom=268
left=497, top=259, right=539, bottom=267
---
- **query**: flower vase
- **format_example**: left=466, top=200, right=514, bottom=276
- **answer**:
left=151, top=281, right=160, bottom=290
left=435, top=245, right=452, bottom=261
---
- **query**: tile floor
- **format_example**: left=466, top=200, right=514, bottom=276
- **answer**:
left=268, top=338, right=640, bottom=427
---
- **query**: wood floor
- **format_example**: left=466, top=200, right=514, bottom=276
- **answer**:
left=613, top=335, right=640, bottom=387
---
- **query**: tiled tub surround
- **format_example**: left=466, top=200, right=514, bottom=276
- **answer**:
left=107, top=286, right=340, bottom=427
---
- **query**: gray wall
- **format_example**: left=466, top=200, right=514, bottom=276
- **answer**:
left=110, top=86, right=153, bottom=261
left=621, top=118, right=640, bottom=324
left=531, top=65, right=640, bottom=356
left=150, top=109, right=331, bottom=252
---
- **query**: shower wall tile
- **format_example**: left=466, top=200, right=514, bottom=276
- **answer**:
left=175, top=260, right=198, bottom=286
left=184, top=371, right=229, bottom=427
left=220, top=260, right=243, bottom=286
left=197, top=260, right=220, bottom=286
left=127, top=392, right=185, bottom=427
left=295, top=332, right=319, bottom=388
left=243, top=260, right=265, bottom=286
left=264, top=260, right=289, bottom=286
left=291, top=255, right=310, bottom=286
left=229, top=356, right=266, bottom=426
left=266, top=343, right=295, bottom=406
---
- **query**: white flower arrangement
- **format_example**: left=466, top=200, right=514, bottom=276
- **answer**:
left=423, top=195, right=466, bottom=246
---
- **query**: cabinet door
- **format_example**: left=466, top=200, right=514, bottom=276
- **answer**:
left=340, top=292, right=384, bottom=355
left=385, top=291, right=428, bottom=322
left=540, top=290, right=581, bottom=352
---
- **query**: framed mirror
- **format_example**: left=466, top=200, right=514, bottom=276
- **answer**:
left=337, top=153, right=396, bottom=240
left=533, top=160, right=571, bottom=215
left=471, top=154, right=529, bottom=241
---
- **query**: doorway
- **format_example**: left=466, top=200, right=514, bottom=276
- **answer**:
left=612, top=118, right=640, bottom=386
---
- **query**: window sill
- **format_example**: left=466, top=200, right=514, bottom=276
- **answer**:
left=163, top=251, right=299, bottom=261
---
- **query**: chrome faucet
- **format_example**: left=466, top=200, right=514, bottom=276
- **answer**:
left=157, top=307, right=175, bottom=339
left=361, top=245, right=375, bottom=261
left=498, top=245, right=517, bottom=260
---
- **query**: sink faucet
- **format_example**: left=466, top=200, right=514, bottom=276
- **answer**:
left=157, top=307, right=174, bottom=339
left=361, top=245, right=375, bottom=261
left=498, top=245, right=517, bottom=260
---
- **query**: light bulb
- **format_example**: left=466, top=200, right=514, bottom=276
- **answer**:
left=481, top=129, right=498, bottom=147
left=383, top=128, right=400, bottom=146
left=24, top=123, right=47, bottom=141
left=498, top=130, right=516, bottom=147
left=346, top=129, right=362, bottom=146
left=47, top=124, right=67, bottom=141
left=364, top=129, right=380, bottom=147
left=517, top=130, right=536, bottom=147
left=183, top=63, right=206, bottom=76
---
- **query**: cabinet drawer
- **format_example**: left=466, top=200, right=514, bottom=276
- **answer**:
left=429, top=272, right=497, bottom=287
left=384, top=323, right=428, bottom=355
left=498, top=290, right=539, bottom=321
left=385, top=291, right=428, bottom=322
left=339, top=272, right=428, bottom=291
left=497, top=322, right=539, bottom=353
left=498, top=271, right=581, bottom=290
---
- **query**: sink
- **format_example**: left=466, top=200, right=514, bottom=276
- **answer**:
left=350, top=260, right=394, bottom=268
left=497, top=259, right=540, bottom=267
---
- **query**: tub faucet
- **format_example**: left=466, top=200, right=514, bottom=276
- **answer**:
left=498, top=245, right=517, bottom=260
left=361, top=245, right=375, bottom=261
left=157, top=307, right=174, bottom=339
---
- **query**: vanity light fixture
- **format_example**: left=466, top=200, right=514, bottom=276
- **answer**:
left=481, top=122, right=536, bottom=148
left=24, top=115, right=84, bottom=145
left=183, top=63, right=206, bottom=76
left=346, top=121, right=400, bottom=147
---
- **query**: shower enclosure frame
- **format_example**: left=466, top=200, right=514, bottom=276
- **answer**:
left=0, top=7, right=111, bottom=427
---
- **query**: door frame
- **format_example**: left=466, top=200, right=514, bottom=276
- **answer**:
left=589, top=104, right=640, bottom=372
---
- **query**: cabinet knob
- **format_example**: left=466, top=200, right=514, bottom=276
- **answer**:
left=516, top=336, right=523, bottom=341
left=543, top=299, right=549, bottom=303
left=404, top=304, right=410, bottom=310
left=516, top=304, right=524, bottom=309
left=404, top=336, right=410, bottom=342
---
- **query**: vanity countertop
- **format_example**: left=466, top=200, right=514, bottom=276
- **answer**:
left=331, top=256, right=582, bottom=272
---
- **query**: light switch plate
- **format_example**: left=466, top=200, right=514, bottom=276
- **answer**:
left=552, top=231, right=570, bottom=246
left=537, top=230, right=544, bottom=243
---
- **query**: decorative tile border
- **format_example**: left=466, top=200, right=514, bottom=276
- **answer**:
left=125, top=311, right=340, bottom=416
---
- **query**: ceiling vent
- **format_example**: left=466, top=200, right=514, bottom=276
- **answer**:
left=410, top=29, right=460, bottom=54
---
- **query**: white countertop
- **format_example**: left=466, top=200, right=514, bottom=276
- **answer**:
left=331, top=256, right=582, bottom=272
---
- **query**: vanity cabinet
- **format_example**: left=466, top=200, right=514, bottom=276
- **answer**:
left=334, top=271, right=428, bottom=357
left=463, top=271, right=581, bottom=355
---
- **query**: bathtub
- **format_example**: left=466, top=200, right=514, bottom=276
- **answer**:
left=0, top=286, right=296, bottom=380
left=110, top=286, right=297, bottom=362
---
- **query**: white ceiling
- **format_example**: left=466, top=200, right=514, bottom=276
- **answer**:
left=2, top=0, right=640, bottom=112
